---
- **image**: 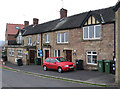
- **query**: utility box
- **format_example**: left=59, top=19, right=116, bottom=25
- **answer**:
left=98, top=60, right=105, bottom=72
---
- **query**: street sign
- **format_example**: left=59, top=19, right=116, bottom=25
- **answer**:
left=40, top=50, right=43, bottom=57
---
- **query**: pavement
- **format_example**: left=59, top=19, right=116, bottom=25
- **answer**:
left=2, top=61, right=117, bottom=86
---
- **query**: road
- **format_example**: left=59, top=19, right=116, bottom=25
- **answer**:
left=2, top=69, right=97, bottom=87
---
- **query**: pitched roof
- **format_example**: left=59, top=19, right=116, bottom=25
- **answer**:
left=6, top=23, right=24, bottom=35
left=22, top=6, right=115, bottom=36
left=113, top=1, right=120, bottom=11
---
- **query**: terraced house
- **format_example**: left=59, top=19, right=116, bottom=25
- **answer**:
left=7, top=6, right=116, bottom=70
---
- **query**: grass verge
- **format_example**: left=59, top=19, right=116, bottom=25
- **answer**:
left=23, top=71, right=109, bottom=87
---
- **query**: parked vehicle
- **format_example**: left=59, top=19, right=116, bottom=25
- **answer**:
left=42, top=57, right=76, bottom=73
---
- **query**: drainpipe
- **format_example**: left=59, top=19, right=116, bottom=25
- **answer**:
left=114, top=22, right=116, bottom=60
left=41, top=33, right=43, bottom=65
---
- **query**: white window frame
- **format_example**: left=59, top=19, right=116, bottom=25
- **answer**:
left=45, top=34, right=50, bottom=43
left=57, top=32, right=69, bottom=43
left=86, top=51, right=97, bottom=65
left=83, top=25, right=101, bottom=40
left=54, top=50, right=60, bottom=57
left=37, top=34, right=39, bottom=43
left=27, top=37, right=31, bottom=45
left=37, top=50, right=40, bottom=58
left=17, top=50, right=23, bottom=57
left=11, top=49, right=14, bottom=56
left=8, top=49, right=12, bottom=56
left=18, top=36, right=22, bottom=44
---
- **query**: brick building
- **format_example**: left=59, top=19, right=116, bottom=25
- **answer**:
left=7, top=5, right=116, bottom=70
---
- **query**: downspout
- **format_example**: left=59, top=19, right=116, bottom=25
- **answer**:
left=41, top=33, right=43, bottom=65
left=114, top=21, right=116, bottom=60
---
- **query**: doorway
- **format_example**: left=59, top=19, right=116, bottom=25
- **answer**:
left=45, top=50, right=49, bottom=59
left=30, top=50, right=35, bottom=63
left=66, top=50, right=72, bottom=62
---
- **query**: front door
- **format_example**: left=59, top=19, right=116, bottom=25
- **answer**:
left=45, top=50, right=49, bottom=59
left=30, top=50, right=35, bottom=63
left=66, top=50, right=72, bottom=62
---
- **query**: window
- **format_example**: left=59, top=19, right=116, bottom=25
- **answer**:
left=50, top=58, right=56, bottom=63
left=8, top=49, right=14, bottom=56
left=17, top=50, right=23, bottom=57
left=54, top=50, right=60, bottom=57
left=15, top=26, right=19, bottom=29
left=86, top=51, right=97, bottom=64
left=37, top=35, right=39, bottom=43
left=8, top=49, right=11, bottom=56
left=45, top=34, right=50, bottom=43
left=37, top=50, right=40, bottom=58
left=57, top=32, right=69, bottom=43
left=18, top=36, right=22, bottom=44
left=11, top=49, right=14, bottom=56
left=27, top=37, right=31, bottom=45
left=83, top=25, right=101, bottom=40
left=45, top=58, right=50, bottom=62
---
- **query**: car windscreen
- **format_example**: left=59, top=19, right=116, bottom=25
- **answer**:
left=55, top=58, right=68, bottom=62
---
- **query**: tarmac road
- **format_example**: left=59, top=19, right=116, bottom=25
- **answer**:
left=2, top=69, right=98, bottom=87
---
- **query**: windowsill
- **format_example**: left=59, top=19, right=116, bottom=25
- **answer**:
left=82, top=38, right=102, bottom=41
left=45, top=42, right=50, bottom=43
left=87, top=63, right=97, bottom=66
left=17, top=56, right=23, bottom=58
left=57, top=42, right=69, bottom=45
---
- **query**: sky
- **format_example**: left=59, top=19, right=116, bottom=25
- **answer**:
left=0, top=0, right=118, bottom=41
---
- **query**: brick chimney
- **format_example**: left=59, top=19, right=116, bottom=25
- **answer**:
left=60, top=8, right=67, bottom=19
left=24, top=21, right=29, bottom=27
left=33, top=18, right=39, bottom=25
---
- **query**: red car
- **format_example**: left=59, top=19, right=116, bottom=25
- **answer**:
left=42, top=57, right=76, bottom=73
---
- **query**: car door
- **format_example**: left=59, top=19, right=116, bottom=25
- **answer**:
left=49, top=58, right=58, bottom=70
left=44, top=58, right=50, bottom=69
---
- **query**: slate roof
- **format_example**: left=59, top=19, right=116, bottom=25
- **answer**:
left=113, top=1, right=120, bottom=11
left=22, top=6, right=115, bottom=36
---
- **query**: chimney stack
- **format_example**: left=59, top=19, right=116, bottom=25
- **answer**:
left=60, top=8, right=67, bottom=19
left=33, top=18, right=39, bottom=25
left=24, top=21, right=29, bottom=27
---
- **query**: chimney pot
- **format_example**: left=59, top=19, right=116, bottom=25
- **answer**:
left=33, top=18, right=39, bottom=25
left=24, top=21, right=29, bottom=27
left=60, top=8, right=67, bottom=19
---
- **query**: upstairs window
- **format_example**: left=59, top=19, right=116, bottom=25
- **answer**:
left=45, top=34, right=50, bottom=43
left=83, top=25, right=101, bottom=40
left=27, top=37, right=31, bottom=45
left=37, top=34, right=39, bottom=43
left=18, top=36, right=22, bottom=44
left=57, top=32, right=69, bottom=43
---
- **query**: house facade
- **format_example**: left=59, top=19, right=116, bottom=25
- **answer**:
left=7, top=6, right=116, bottom=70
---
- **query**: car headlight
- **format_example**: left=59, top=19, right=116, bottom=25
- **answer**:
left=64, top=65, right=69, bottom=67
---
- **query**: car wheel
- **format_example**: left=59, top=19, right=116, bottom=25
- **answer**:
left=58, top=67, right=63, bottom=73
left=43, top=66, right=47, bottom=71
